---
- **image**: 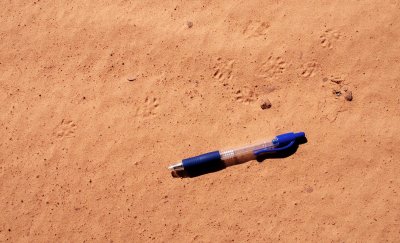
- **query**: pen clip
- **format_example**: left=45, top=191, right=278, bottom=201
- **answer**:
left=253, top=140, right=296, bottom=156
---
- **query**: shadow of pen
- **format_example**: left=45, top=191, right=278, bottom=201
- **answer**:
left=256, top=136, right=308, bottom=162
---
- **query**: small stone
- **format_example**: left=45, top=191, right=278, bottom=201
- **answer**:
left=260, top=99, right=272, bottom=110
left=186, top=21, right=193, bottom=28
left=127, top=77, right=136, bottom=82
left=322, top=77, right=328, bottom=82
left=332, top=89, right=341, bottom=96
left=345, top=90, right=353, bottom=101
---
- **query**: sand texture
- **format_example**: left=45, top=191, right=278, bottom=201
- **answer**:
left=1, top=1, right=400, bottom=242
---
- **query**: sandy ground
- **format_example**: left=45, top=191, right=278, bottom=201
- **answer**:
left=1, top=1, right=400, bottom=242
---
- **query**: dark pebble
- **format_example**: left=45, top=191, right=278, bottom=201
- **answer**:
left=260, top=99, right=272, bottom=110
left=332, top=89, right=341, bottom=96
left=345, top=91, right=353, bottom=101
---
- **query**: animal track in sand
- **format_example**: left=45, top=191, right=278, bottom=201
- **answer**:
left=298, top=61, right=318, bottom=78
left=257, top=56, right=286, bottom=79
left=243, top=20, right=270, bottom=38
left=213, top=58, right=235, bottom=81
left=135, top=96, right=160, bottom=118
left=233, top=87, right=257, bottom=104
left=318, top=99, right=347, bottom=123
left=320, top=29, right=341, bottom=49
left=55, top=119, right=77, bottom=138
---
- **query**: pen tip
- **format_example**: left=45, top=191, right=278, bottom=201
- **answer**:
left=168, top=162, right=184, bottom=171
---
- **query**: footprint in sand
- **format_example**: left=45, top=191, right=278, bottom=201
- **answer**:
left=320, top=29, right=341, bottom=49
left=233, top=86, right=257, bottom=104
left=298, top=61, right=318, bottom=78
left=55, top=119, right=77, bottom=138
left=213, top=58, right=235, bottom=81
left=243, top=20, right=270, bottom=38
left=135, top=96, right=160, bottom=118
left=256, top=55, right=286, bottom=79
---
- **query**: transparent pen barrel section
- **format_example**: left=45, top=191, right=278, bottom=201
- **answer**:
left=220, top=139, right=274, bottom=166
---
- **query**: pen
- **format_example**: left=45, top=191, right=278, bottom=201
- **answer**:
left=168, top=132, right=306, bottom=177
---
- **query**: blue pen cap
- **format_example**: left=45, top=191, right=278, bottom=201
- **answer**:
left=273, top=132, right=305, bottom=146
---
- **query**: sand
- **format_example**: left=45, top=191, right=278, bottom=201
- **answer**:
left=1, top=1, right=400, bottom=242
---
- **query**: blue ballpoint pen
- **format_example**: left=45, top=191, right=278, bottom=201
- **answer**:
left=168, top=132, right=305, bottom=177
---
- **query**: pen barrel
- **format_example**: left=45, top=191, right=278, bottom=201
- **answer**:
left=220, top=140, right=274, bottom=166
left=182, top=151, right=225, bottom=176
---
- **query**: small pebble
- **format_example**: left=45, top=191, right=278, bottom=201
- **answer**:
left=332, top=89, right=341, bottom=96
left=345, top=90, right=353, bottom=101
left=127, top=77, right=136, bottom=82
left=260, top=99, right=272, bottom=110
left=186, top=21, right=193, bottom=28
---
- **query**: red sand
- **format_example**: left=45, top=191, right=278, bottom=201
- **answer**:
left=1, top=1, right=400, bottom=242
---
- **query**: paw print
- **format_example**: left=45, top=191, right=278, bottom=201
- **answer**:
left=233, top=87, right=257, bottom=104
left=243, top=20, right=270, bottom=38
left=213, top=58, right=235, bottom=81
left=298, top=61, right=318, bottom=78
left=257, top=56, right=286, bottom=79
left=320, top=29, right=341, bottom=49
left=135, top=96, right=160, bottom=118
left=55, top=119, right=77, bottom=138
